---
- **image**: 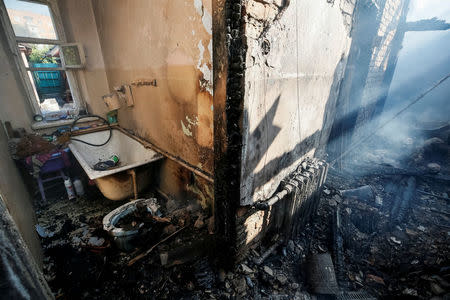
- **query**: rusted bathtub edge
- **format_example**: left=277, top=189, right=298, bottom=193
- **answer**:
left=115, top=127, right=214, bottom=183
left=70, top=125, right=214, bottom=183
left=70, top=124, right=113, bottom=136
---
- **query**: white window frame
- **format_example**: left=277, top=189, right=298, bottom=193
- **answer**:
left=0, top=0, right=84, bottom=116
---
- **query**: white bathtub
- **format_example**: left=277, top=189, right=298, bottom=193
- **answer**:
left=69, top=129, right=163, bottom=200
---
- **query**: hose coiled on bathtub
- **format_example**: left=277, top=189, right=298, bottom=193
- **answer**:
left=69, top=115, right=112, bottom=147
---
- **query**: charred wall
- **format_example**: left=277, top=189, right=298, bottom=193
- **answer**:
left=0, top=121, right=42, bottom=266
left=240, top=0, right=355, bottom=207
left=328, top=0, right=409, bottom=161
left=90, top=0, right=214, bottom=175
left=352, top=0, right=409, bottom=140
left=0, top=21, right=33, bottom=130
left=0, top=199, right=52, bottom=299
left=214, top=0, right=358, bottom=261
left=213, top=0, right=246, bottom=263
left=58, top=0, right=215, bottom=210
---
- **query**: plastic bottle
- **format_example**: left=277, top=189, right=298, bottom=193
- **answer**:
left=108, top=154, right=119, bottom=165
left=93, top=154, right=120, bottom=171
left=64, top=177, right=76, bottom=200
left=73, top=178, right=85, bottom=196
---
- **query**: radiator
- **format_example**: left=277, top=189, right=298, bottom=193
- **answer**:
left=281, top=158, right=328, bottom=238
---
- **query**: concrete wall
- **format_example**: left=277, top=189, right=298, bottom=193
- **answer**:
left=0, top=121, right=42, bottom=266
left=89, top=0, right=214, bottom=174
left=0, top=199, right=53, bottom=299
left=58, top=0, right=214, bottom=209
left=0, top=21, right=33, bottom=131
left=58, top=0, right=110, bottom=116
left=240, top=0, right=355, bottom=205
left=0, top=17, right=42, bottom=265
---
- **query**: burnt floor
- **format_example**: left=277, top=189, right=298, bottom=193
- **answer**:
left=34, top=131, right=449, bottom=299
left=34, top=167, right=449, bottom=299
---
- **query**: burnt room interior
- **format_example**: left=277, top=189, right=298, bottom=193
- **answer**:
left=0, top=0, right=449, bottom=299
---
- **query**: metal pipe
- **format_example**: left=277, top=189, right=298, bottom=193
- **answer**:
left=116, top=127, right=214, bottom=183
left=255, top=160, right=327, bottom=211
left=255, top=188, right=291, bottom=210
left=128, top=169, right=138, bottom=200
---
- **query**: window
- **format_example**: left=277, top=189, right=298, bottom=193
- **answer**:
left=0, top=0, right=84, bottom=121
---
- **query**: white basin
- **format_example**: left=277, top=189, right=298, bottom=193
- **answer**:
left=69, top=129, right=163, bottom=180
left=69, top=129, right=163, bottom=201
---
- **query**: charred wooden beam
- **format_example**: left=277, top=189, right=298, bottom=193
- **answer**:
left=405, top=18, right=450, bottom=32
left=390, top=176, right=416, bottom=227
left=213, top=0, right=246, bottom=266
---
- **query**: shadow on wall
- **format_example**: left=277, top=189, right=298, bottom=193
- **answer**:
left=236, top=55, right=349, bottom=256
left=244, top=55, right=348, bottom=195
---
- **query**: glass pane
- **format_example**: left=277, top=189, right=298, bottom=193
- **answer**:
left=18, top=43, right=62, bottom=68
left=27, top=70, right=75, bottom=118
left=4, top=0, right=57, bottom=39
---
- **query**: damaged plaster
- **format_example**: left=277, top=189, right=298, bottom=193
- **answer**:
left=197, top=40, right=213, bottom=95
left=240, top=0, right=355, bottom=206
left=181, top=115, right=199, bottom=137
left=194, top=0, right=213, bottom=95
left=194, top=0, right=213, bottom=35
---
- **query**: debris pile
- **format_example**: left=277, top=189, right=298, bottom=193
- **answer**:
left=35, top=123, right=449, bottom=299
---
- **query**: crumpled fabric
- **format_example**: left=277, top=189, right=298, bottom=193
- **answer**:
left=25, top=150, right=70, bottom=178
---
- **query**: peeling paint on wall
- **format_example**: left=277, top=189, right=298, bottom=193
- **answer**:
left=181, top=115, right=199, bottom=137
left=193, top=0, right=213, bottom=95
left=197, top=40, right=213, bottom=95
left=186, top=115, right=199, bottom=126
left=90, top=0, right=214, bottom=176
left=194, top=0, right=212, bottom=35
left=185, top=177, right=213, bottom=210
left=181, top=120, right=193, bottom=137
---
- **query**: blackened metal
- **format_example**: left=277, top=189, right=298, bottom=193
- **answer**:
left=391, top=176, right=416, bottom=226
left=306, top=253, right=340, bottom=295
left=254, top=239, right=283, bottom=265
left=332, top=206, right=345, bottom=286
left=336, top=291, right=377, bottom=300
left=256, top=159, right=327, bottom=211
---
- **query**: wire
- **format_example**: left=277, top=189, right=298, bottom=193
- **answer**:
left=330, top=73, right=450, bottom=167
left=69, top=115, right=112, bottom=147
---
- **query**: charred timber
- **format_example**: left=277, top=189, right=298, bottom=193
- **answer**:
left=390, top=176, right=416, bottom=227
left=404, top=18, right=450, bottom=32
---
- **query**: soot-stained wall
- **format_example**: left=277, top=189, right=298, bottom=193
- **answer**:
left=327, top=0, right=408, bottom=161
left=92, top=0, right=213, bottom=208
left=352, top=0, right=407, bottom=139
left=240, top=0, right=355, bottom=205
left=58, top=0, right=214, bottom=209
left=0, top=21, right=33, bottom=131
left=90, top=0, right=214, bottom=175
left=0, top=123, right=42, bottom=266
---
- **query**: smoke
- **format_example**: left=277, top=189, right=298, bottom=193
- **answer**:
left=408, top=0, right=450, bottom=22
left=339, top=1, right=450, bottom=170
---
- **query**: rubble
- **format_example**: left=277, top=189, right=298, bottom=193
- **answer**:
left=34, top=127, right=449, bottom=299
left=263, top=265, right=274, bottom=277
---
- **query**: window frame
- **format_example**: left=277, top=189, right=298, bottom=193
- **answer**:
left=0, top=0, right=84, bottom=116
